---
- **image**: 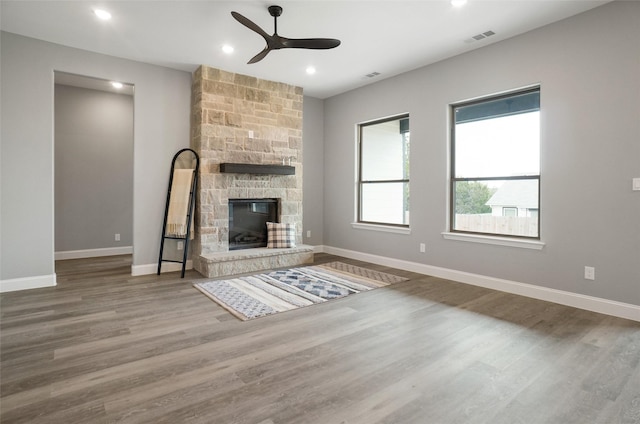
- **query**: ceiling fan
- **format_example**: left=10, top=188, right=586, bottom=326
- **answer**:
left=231, top=5, right=341, bottom=64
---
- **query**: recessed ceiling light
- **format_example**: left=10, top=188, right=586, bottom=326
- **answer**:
left=94, top=9, right=112, bottom=20
left=306, top=66, right=316, bottom=75
left=451, top=0, right=467, bottom=7
left=111, top=81, right=123, bottom=89
left=222, top=45, right=234, bottom=54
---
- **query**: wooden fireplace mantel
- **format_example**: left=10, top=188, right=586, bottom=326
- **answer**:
left=219, top=163, right=295, bottom=175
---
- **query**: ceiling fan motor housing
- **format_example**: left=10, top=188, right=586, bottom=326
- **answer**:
left=268, top=6, right=283, bottom=17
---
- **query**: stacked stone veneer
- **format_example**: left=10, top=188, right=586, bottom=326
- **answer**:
left=190, top=65, right=310, bottom=277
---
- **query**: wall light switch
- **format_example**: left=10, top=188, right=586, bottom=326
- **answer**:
left=419, top=243, right=426, bottom=253
left=115, top=233, right=120, bottom=241
left=633, top=178, right=640, bottom=191
left=306, top=230, right=311, bottom=238
left=248, top=130, right=254, bottom=139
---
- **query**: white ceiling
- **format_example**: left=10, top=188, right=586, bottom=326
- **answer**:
left=1, top=0, right=611, bottom=99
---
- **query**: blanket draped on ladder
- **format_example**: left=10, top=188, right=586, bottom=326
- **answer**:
left=166, top=168, right=194, bottom=238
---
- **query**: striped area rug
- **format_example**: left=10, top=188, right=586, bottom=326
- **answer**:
left=193, top=261, right=408, bottom=321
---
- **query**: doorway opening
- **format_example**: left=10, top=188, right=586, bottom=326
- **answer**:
left=53, top=72, right=134, bottom=268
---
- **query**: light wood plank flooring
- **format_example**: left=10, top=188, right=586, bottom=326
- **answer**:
left=1, top=254, right=639, bottom=423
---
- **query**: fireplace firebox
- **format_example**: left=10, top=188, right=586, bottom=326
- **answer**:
left=228, top=199, right=278, bottom=250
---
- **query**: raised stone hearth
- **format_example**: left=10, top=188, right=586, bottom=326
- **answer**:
left=190, top=65, right=310, bottom=277
left=199, top=245, right=314, bottom=278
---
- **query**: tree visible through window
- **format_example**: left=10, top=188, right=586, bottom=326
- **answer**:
left=358, top=115, right=410, bottom=226
left=451, top=87, right=540, bottom=238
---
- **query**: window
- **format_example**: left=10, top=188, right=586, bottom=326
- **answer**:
left=451, top=87, right=540, bottom=238
left=503, top=207, right=518, bottom=217
left=358, top=114, right=410, bottom=226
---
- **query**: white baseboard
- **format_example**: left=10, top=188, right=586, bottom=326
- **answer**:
left=132, top=260, right=193, bottom=276
left=312, top=245, right=325, bottom=254
left=55, top=246, right=133, bottom=260
left=319, top=245, right=640, bottom=322
left=0, top=274, right=57, bottom=293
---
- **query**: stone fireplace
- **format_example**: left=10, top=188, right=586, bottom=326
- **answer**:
left=190, top=66, right=313, bottom=277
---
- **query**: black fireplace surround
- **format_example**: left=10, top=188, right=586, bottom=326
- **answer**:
left=228, top=199, right=279, bottom=250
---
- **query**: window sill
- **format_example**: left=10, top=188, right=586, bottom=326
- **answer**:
left=441, top=232, right=545, bottom=250
left=352, top=222, right=411, bottom=235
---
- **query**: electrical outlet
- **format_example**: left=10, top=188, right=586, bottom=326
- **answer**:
left=584, top=266, right=595, bottom=281
left=115, top=233, right=120, bottom=241
left=419, top=243, right=426, bottom=253
left=306, top=230, right=311, bottom=238
left=177, top=241, right=184, bottom=251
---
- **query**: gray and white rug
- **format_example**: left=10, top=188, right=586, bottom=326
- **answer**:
left=193, top=261, right=408, bottom=320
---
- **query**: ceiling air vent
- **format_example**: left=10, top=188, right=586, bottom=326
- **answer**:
left=365, top=72, right=381, bottom=78
left=465, top=30, right=496, bottom=44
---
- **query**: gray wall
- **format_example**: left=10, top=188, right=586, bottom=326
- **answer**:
left=1, top=32, right=191, bottom=280
left=322, top=2, right=640, bottom=306
left=54, top=84, right=134, bottom=252
left=302, top=96, right=325, bottom=246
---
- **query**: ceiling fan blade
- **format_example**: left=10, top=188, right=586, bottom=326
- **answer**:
left=247, top=47, right=272, bottom=64
left=231, top=11, right=271, bottom=41
left=280, top=38, right=341, bottom=50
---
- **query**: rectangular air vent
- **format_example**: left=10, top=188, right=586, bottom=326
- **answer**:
left=465, top=30, right=496, bottom=43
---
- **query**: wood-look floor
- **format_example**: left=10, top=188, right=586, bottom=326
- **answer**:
left=1, top=254, right=639, bottom=424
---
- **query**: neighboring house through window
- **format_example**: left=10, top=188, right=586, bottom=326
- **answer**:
left=358, top=114, right=410, bottom=226
left=486, top=180, right=539, bottom=218
left=450, top=87, right=540, bottom=238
